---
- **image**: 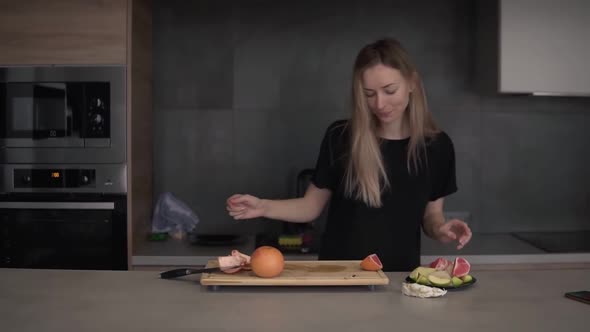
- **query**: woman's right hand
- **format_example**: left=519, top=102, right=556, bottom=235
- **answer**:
left=226, top=194, right=266, bottom=220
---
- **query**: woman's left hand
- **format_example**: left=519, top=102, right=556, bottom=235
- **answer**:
left=436, top=219, right=472, bottom=250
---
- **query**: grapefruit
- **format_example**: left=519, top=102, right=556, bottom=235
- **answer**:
left=360, top=254, right=383, bottom=271
left=250, top=246, right=284, bottom=278
left=445, top=261, right=455, bottom=276
left=452, top=257, right=471, bottom=277
left=221, top=267, right=242, bottom=274
left=429, top=257, right=451, bottom=271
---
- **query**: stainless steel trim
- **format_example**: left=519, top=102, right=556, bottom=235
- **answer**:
left=0, top=202, right=115, bottom=210
left=532, top=91, right=590, bottom=97
left=84, top=138, right=111, bottom=148
left=3, top=138, right=85, bottom=148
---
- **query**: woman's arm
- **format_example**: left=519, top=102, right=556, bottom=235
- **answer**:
left=422, top=197, right=472, bottom=249
left=227, top=183, right=332, bottom=223
left=422, top=198, right=446, bottom=239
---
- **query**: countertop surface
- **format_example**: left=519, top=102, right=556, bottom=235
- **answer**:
left=1, top=267, right=588, bottom=331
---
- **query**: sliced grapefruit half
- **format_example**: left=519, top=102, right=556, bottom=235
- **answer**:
left=360, top=253, right=383, bottom=271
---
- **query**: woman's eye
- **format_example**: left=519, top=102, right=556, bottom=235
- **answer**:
left=364, top=93, right=375, bottom=98
left=385, top=90, right=397, bottom=95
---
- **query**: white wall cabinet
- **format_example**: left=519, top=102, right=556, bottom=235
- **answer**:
left=499, top=0, right=590, bottom=96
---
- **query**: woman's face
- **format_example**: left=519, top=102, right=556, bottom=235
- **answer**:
left=361, top=63, right=413, bottom=125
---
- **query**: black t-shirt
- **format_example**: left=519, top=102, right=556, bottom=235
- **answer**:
left=311, top=120, right=457, bottom=272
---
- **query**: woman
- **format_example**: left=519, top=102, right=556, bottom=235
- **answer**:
left=226, top=38, right=472, bottom=271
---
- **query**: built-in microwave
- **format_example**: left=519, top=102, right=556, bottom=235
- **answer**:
left=0, top=66, right=126, bottom=165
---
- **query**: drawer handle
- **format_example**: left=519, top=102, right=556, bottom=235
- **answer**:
left=0, top=202, right=115, bottom=210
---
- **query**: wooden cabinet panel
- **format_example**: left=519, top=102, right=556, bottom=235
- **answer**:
left=127, top=0, right=153, bottom=265
left=0, top=0, right=127, bottom=65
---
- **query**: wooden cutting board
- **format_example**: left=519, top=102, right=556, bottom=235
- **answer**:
left=199, top=260, right=389, bottom=286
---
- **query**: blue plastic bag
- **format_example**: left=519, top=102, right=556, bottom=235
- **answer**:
left=151, top=192, right=199, bottom=239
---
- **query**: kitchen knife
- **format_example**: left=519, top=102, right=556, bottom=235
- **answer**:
left=160, top=266, right=239, bottom=279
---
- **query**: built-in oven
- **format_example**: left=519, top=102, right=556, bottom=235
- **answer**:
left=0, top=66, right=125, bottom=164
left=0, top=165, right=127, bottom=270
left=0, top=193, right=127, bottom=270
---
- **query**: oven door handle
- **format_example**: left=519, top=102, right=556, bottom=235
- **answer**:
left=0, top=202, right=115, bottom=210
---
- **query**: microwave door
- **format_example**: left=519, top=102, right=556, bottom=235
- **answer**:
left=2, top=83, right=83, bottom=148
left=33, top=84, right=66, bottom=139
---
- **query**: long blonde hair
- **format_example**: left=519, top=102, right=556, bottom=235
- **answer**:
left=344, top=38, right=440, bottom=208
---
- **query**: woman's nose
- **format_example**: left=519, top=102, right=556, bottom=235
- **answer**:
left=375, top=93, right=386, bottom=110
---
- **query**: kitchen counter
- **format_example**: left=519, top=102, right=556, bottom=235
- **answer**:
left=1, top=267, right=588, bottom=331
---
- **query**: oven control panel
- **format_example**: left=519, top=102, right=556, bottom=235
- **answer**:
left=14, top=169, right=96, bottom=188
left=1, top=164, right=126, bottom=193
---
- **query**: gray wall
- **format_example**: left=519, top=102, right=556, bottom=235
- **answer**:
left=153, top=0, right=590, bottom=235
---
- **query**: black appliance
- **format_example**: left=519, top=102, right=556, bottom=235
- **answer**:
left=0, top=193, right=127, bottom=270
left=0, top=66, right=126, bottom=164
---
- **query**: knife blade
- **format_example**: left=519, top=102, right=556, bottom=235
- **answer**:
left=160, top=266, right=239, bottom=279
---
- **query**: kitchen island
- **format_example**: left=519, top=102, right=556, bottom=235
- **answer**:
left=0, top=267, right=588, bottom=331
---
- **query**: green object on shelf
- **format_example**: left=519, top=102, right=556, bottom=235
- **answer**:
left=148, top=232, right=168, bottom=241
left=278, top=234, right=303, bottom=247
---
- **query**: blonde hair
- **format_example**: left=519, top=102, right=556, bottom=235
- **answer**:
left=344, top=38, right=440, bottom=208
